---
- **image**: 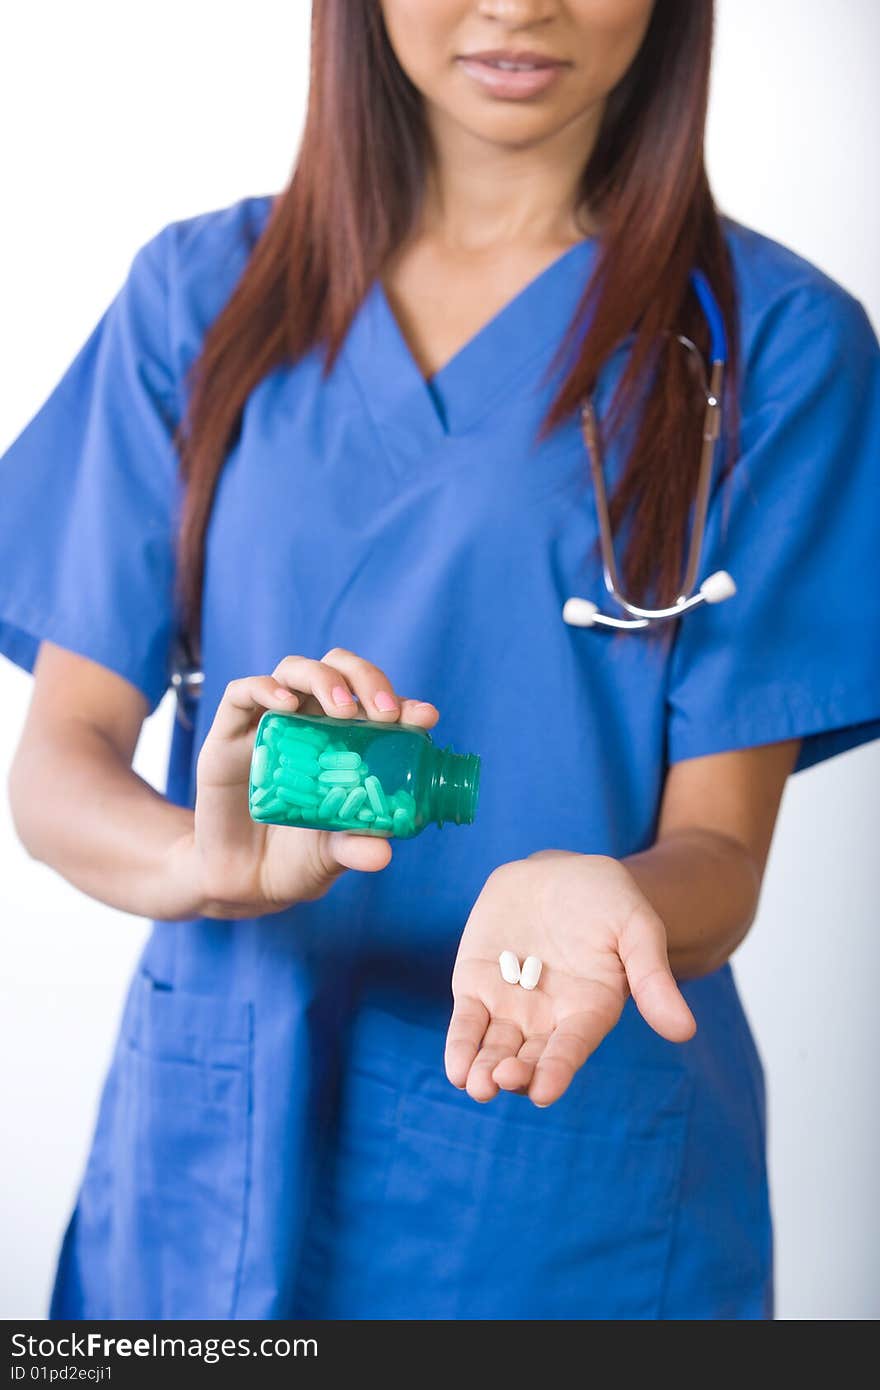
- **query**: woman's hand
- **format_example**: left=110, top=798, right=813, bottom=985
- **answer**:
left=185, top=648, right=439, bottom=918
left=445, top=850, right=697, bottom=1107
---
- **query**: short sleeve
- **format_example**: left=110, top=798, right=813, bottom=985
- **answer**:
left=666, top=282, right=880, bottom=775
left=0, top=227, right=181, bottom=715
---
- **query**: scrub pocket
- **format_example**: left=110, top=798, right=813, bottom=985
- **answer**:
left=101, top=971, right=254, bottom=1319
left=298, top=1007, right=693, bottom=1319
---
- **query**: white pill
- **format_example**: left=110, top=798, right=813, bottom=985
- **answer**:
left=520, top=956, right=543, bottom=991
left=499, top=951, right=521, bottom=985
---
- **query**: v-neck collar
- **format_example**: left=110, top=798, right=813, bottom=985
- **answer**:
left=342, top=237, right=598, bottom=453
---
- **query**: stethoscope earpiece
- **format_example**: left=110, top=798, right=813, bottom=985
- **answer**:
left=700, top=569, right=736, bottom=604
left=561, top=597, right=599, bottom=628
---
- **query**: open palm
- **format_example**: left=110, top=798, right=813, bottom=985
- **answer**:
left=445, top=850, right=696, bottom=1107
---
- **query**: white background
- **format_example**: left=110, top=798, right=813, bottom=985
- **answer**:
left=1, top=0, right=878, bottom=1321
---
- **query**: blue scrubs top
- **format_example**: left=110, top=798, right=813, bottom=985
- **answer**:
left=2, top=194, right=879, bottom=1321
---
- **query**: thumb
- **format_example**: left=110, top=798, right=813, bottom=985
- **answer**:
left=322, top=830, right=393, bottom=876
left=619, top=904, right=697, bottom=1043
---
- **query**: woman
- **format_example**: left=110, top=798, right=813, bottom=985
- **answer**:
left=2, top=0, right=878, bottom=1321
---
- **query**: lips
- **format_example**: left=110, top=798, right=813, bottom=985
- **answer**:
left=457, top=50, right=569, bottom=100
left=465, top=50, right=561, bottom=69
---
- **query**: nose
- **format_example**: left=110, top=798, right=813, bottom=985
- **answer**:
left=476, top=0, right=558, bottom=25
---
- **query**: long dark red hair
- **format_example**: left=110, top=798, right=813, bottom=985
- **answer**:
left=174, top=0, right=739, bottom=662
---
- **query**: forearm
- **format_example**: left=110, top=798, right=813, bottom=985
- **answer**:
left=621, top=827, right=762, bottom=978
left=9, top=722, right=204, bottom=921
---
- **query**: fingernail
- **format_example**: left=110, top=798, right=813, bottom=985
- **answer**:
left=274, top=687, right=295, bottom=701
left=374, top=690, right=397, bottom=711
left=332, top=685, right=355, bottom=707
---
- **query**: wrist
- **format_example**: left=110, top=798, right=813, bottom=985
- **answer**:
left=623, top=831, right=757, bottom=980
left=158, top=823, right=216, bottom=920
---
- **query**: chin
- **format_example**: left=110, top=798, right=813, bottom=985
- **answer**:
left=454, top=100, right=569, bottom=149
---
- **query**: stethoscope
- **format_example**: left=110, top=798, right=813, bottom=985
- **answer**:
left=170, top=269, right=735, bottom=724
left=170, top=636, right=204, bottom=729
left=562, top=268, right=736, bottom=631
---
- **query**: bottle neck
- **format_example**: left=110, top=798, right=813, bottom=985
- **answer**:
left=426, top=745, right=481, bottom=827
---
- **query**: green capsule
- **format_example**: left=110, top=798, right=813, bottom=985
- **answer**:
left=281, top=724, right=329, bottom=751
left=318, top=750, right=362, bottom=772
left=364, top=775, right=389, bottom=818
left=317, top=769, right=361, bottom=786
left=277, top=739, right=319, bottom=762
left=339, top=786, right=367, bottom=819
left=318, top=786, right=348, bottom=820
left=253, top=796, right=289, bottom=819
left=277, top=768, right=318, bottom=794
left=279, top=750, right=321, bottom=776
left=392, top=808, right=412, bottom=835
left=374, top=815, right=393, bottom=831
left=251, top=744, right=272, bottom=788
left=357, top=807, right=376, bottom=823
left=250, top=784, right=274, bottom=808
left=276, top=785, right=320, bottom=810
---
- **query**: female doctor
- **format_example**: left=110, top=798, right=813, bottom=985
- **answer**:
left=2, top=0, right=879, bottom=1321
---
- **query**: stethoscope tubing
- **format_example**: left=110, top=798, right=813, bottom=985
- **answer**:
left=563, top=269, right=736, bottom=631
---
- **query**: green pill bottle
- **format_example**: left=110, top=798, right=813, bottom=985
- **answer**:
left=248, top=711, right=481, bottom=839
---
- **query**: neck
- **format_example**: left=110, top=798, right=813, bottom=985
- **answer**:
left=420, top=101, right=604, bottom=252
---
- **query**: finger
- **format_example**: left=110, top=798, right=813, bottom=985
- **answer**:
left=445, top=995, right=490, bottom=1089
left=528, top=1012, right=609, bottom=1107
left=322, top=830, right=393, bottom=875
left=466, top=1018, right=524, bottom=1103
left=289, top=830, right=394, bottom=905
left=319, top=647, right=406, bottom=722
left=271, top=655, right=359, bottom=716
left=208, top=675, right=301, bottom=744
left=397, top=698, right=441, bottom=728
left=619, top=905, right=697, bottom=1043
left=492, top=1033, right=548, bottom=1093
